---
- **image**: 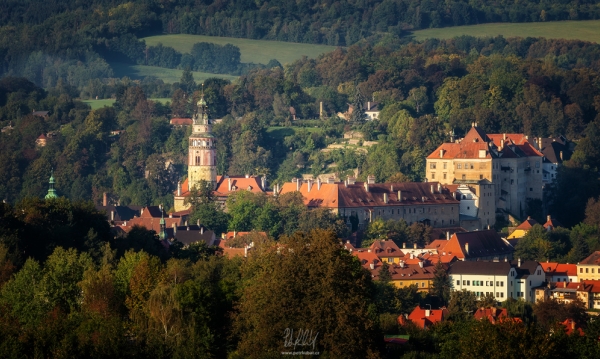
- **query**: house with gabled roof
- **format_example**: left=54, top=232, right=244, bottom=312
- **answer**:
left=507, top=216, right=538, bottom=239
left=532, top=136, right=573, bottom=185
left=542, top=262, right=577, bottom=283
left=474, top=307, right=509, bottom=324
left=577, top=251, right=600, bottom=282
left=278, top=177, right=460, bottom=230
left=442, top=230, right=514, bottom=261
left=450, top=259, right=545, bottom=303
left=426, top=123, right=544, bottom=219
left=398, top=306, right=449, bottom=329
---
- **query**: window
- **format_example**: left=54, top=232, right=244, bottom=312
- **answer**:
left=580, top=268, right=583, bottom=273
left=586, top=268, right=589, bottom=273
left=443, top=162, right=447, bottom=169
left=422, top=282, right=425, bottom=287
left=501, top=281, right=504, bottom=287
left=529, top=280, right=532, bottom=286
left=463, top=280, right=466, bottom=285
left=467, top=280, right=470, bottom=285
left=443, top=173, right=447, bottom=179
left=457, top=163, right=462, bottom=169
left=530, top=188, right=533, bottom=192
left=457, top=280, right=460, bottom=286
left=501, top=293, right=504, bottom=298
left=537, top=270, right=541, bottom=275
left=462, top=174, right=466, bottom=180
left=496, top=281, right=499, bottom=286
left=432, top=173, right=435, bottom=179
left=470, top=163, right=474, bottom=169
left=480, top=174, right=483, bottom=179
left=430, top=162, right=436, bottom=169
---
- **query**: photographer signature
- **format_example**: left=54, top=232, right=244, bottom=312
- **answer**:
left=283, top=328, right=319, bottom=351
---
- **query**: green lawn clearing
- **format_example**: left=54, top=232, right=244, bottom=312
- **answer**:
left=142, top=34, right=336, bottom=65
left=411, top=20, right=600, bottom=43
left=83, top=98, right=171, bottom=110
left=110, top=62, right=238, bottom=83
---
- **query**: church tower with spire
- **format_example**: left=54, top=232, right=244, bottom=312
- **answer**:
left=187, top=89, right=217, bottom=191
left=45, top=169, right=58, bottom=200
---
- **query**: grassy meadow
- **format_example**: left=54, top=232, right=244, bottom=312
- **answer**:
left=83, top=98, right=171, bottom=110
left=142, top=34, right=336, bottom=65
left=411, top=20, right=600, bottom=43
left=110, top=62, right=238, bottom=83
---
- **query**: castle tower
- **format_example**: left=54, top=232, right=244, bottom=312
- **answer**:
left=45, top=169, right=58, bottom=200
left=187, top=92, right=217, bottom=191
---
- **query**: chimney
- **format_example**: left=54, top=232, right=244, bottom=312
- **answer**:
left=431, top=185, right=435, bottom=194
left=261, top=176, right=266, bottom=190
left=563, top=281, right=567, bottom=288
left=320, top=101, right=323, bottom=118
left=518, top=258, right=521, bottom=267
left=400, top=260, right=405, bottom=268
left=398, top=190, right=402, bottom=201
left=245, top=174, right=249, bottom=179
left=560, top=151, right=563, bottom=161
left=446, top=231, right=450, bottom=240
left=244, top=246, right=248, bottom=257
left=172, top=223, right=177, bottom=235
left=296, top=179, right=301, bottom=191
left=103, top=192, right=108, bottom=206
left=403, top=243, right=406, bottom=249
left=177, top=182, right=182, bottom=196
left=419, top=261, right=424, bottom=268
left=367, top=175, right=376, bottom=184
left=465, top=243, right=469, bottom=255
left=370, top=262, right=375, bottom=270
left=364, top=182, right=369, bottom=192
left=538, top=137, right=542, bottom=150
left=437, top=183, right=442, bottom=192
left=328, top=177, right=335, bottom=184
left=197, top=219, right=200, bottom=226
left=228, top=177, right=232, bottom=192
left=307, top=179, right=313, bottom=192
left=440, top=149, right=444, bottom=158
left=347, top=176, right=356, bottom=185
left=547, top=215, right=551, bottom=222
left=110, top=211, right=115, bottom=221
left=414, top=243, right=417, bottom=249
left=503, top=133, right=506, bottom=140
left=422, top=196, right=426, bottom=202
left=425, top=309, right=431, bottom=317
left=234, top=231, right=237, bottom=238
left=201, top=227, right=204, bottom=234
left=317, top=177, right=322, bottom=190
left=169, top=213, right=173, bottom=218
left=367, top=101, right=371, bottom=111
left=383, top=192, right=388, bottom=204
left=390, top=185, right=394, bottom=192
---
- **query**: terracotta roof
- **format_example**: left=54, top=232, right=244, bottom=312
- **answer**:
left=474, top=307, right=508, bottom=324
left=399, top=306, right=448, bottom=329
left=280, top=180, right=459, bottom=209
left=214, top=175, right=266, bottom=196
left=443, top=230, right=514, bottom=260
left=369, top=240, right=404, bottom=257
left=543, top=262, right=577, bottom=277
left=463, top=126, right=490, bottom=143
left=487, top=134, right=528, bottom=146
left=123, top=217, right=182, bottom=232
left=225, top=231, right=268, bottom=240
left=351, top=250, right=381, bottom=269
left=580, top=251, right=600, bottom=265
left=543, top=216, right=562, bottom=230
left=561, top=319, right=585, bottom=336
left=170, top=118, right=193, bottom=125
left=37, top=134, right=47, bottom=140
left=140, top=206, right=164, bottom=218
left=222, top=247, right=251, bottom=258
left=425, top=239, right=449, bottom=251
left=515, top=217, right=538, bottom=230
left=420, top=252, right=457, bottom=264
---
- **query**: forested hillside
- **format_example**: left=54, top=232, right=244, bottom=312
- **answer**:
left=3, top=35, right=600, bottom=229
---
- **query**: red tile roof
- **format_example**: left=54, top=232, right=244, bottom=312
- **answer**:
left=399, top=306, right=448, bottom=329
left=514, top=217, right=538, bottom=230
left=214, top=175, right=266, bottom=196
left=561, top=319, right=585, bottom=336
left=543, top=216, right=562, bottom=230
left=279, top=180, right=459, bottom=209
left=580, top=251, right=600, bottom=265
left=543, top=262, right=577, bottom=277
left=170, top=118, right=193, bottom=125
left=474, top=307, right=508, bottom=324
left=350, top=250, right=381, bottom=269
left=369, top=240, right=404, bottom=258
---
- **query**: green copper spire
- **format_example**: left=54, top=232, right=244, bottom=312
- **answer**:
left=45, top=168, right=58, bottom=199
left=158, top=205, right=167, bottom=241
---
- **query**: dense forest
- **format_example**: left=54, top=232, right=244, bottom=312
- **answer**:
left=0, top=199, right=599, bottom=358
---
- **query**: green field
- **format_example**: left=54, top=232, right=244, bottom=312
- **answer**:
left=266, top=126, right=323, bottom=140
left=110, top=62, right=238, bottom=83
left=83, top=98, right=171, bottom=110
left=411, top=20, right=600, bottom=43
left=142, top=34, right=336, bottom=65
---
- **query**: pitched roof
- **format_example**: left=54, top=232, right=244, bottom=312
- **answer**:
left=399, top=306, right=448, bottom=329
left=214, top=175, right=266, bottom=196
left=95, top=205, right=142, bottom=222
left=280, top=180, right=459, bottom=209
left=449, top=261, right=512, bottom=275
left=474, top=307, right=508, bottom=323
left=37, top=134, right=47, bottom=140
left=225, top=231, right=268, bottom=240
left=543, top=216, right=562, bottom=230
left=543, top=262, right=577, bottom=277
left=580, top=251, right=600, bottom=265
left=140, top=206, right=164, bottom=218
left=351, top=250, right=381, bottom=269
left=123, top=217, right=182, bottom=232
left=170, top=226, right=215, bottom=246
left=515, top=217, right=538, bottom=230
left=538, top=137, right=572, bottom=164
left=170, top=118, right=193, bottom=125
left=369, top=240, right=404, bottom=257
left=443, top=230, right=514, bottom=260
left=32, top=110, right=49, bottom=117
